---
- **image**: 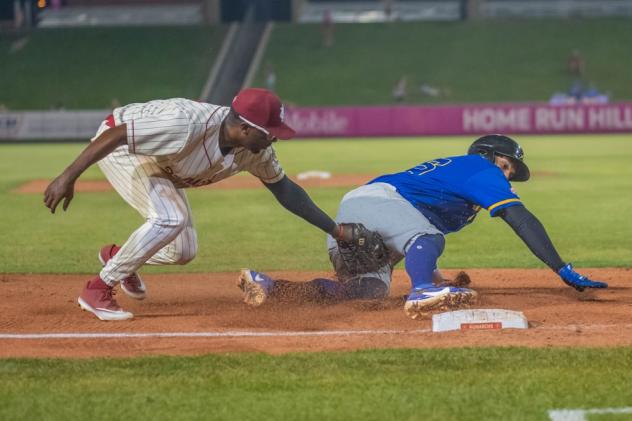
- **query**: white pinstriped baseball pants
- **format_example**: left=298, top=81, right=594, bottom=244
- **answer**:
left=93, top=121, right=198, bottom=285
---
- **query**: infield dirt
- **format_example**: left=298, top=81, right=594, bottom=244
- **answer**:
left=1, top=268, right=630, bottom=358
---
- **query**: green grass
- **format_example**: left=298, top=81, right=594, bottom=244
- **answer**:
left=255, top=19, right=632, bottom=105
left=0, top=26, right=225, bottom=110
left=0, top=135, right=630, bottom=273
left=1, top=348, right=631, bottom=420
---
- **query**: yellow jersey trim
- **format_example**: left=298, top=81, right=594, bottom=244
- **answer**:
left=488, top=198, right=521, bottom=213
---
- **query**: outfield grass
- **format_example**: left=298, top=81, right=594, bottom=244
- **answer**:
left=1, top=348, right=631, bottom=420
left=0, top=26, right=225, bottom=110
left=255, top=19, right=632, bottom=106
left=0, top=135, right=630, bottom=274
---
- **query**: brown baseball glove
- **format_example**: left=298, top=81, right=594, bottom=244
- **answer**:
left=336, top=223, right=390, bottom=275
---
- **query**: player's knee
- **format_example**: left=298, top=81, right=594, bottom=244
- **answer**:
left=344, top=276, right=389, bottom=300
left=151, top=213, right=188, bottom=233
left=174, top=242, right=197, bottom=264
left=171, top=229, right=198, bottom=264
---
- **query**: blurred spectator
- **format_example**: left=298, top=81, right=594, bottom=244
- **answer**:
left=0, top=104, right=8, bottom=112
left=567, top=49, right=585, bottom=77
left=265, top=62, right=277, bottom=92
left=568, top=79, right=584, bottom=100
left=549, top=92, right=577, bottom=106
left=581, top=83, right=609, bottom=104
left=13, top=0, right=24, bottom=29
left=419, top=82, right=450, bottom=98
left=392, top=76, right=408, bottom=102
left=321, top=8, right=335, bottom=48
left=383, top=0, right=393, bottom=21
left=110, top=98, right=121, bottom=110
left=549, top=82, right=609, bottom=106
left=51, top=0, right=63, bottom=10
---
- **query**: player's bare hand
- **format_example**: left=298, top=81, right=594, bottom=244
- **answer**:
left=44, top=173, right=76, bottom=213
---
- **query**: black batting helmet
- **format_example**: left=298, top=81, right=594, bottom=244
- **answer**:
left=467, top=134, right=530, bottom=181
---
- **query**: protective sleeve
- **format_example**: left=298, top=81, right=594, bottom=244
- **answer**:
left=498, top=205, right=566, bottom=271
left=263, top=175, right=336, bottom=234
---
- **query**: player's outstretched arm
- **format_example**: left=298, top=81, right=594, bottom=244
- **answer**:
left=44, top=125, right=127, bottom=214
left=262, top=175, right=352, bottom=241
left=498, top=205, right=607, bottom=291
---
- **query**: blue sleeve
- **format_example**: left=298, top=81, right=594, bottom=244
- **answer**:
left=461, top=168, right=522, bottom=216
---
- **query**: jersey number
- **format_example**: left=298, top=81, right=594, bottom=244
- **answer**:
left=407, top=158, right=452, bottom=176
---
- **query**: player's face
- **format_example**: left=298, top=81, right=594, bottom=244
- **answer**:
left=240, top=124, right=277, bottom=153
left=494, top=156, right=516, bottom=180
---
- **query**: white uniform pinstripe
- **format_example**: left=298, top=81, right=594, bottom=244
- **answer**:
left=93, top=99, right=284, bottom=285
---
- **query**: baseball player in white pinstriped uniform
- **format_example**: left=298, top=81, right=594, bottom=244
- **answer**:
left=44, top=88, right=356, bottom=321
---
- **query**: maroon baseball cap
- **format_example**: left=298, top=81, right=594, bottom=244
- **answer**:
left=232, top=88, right=296, bottom=140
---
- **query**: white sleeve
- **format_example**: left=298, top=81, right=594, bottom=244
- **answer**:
left=125, top=109, right=190, bottom=156
left=247, top=147, right=285, bottom=184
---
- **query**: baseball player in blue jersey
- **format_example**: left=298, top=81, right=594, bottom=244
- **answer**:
left=238, top=134, right=608, bottom=319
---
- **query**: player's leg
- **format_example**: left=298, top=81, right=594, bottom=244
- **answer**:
left=145, top=191, right=197, bottom=265
left=399, top=232, right=477, bottom=318
left=80, top=121, right=192, bottom=319
left=237, top=268, right=348, bottom=306
left=404, top=234, right=445, bottom=289
left=267, top=277, right=347, bottom=304
left=330, top=182, right=477, bottom=317
left=400, top=236, right=471, bottom=288
left=239, top=240, right=385, bottom=305
left=95, top=147, right=192, bottom=289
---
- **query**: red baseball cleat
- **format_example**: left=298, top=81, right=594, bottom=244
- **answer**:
left=99, top=244, right=147, bottom=300
left=78, top=276, right=133, bottom=321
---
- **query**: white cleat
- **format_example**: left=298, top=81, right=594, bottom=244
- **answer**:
left=237, top=269, right=274, bottom=307
left=404, top=286, right=478, bottom=320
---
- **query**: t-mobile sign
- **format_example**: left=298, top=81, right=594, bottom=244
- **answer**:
left=285, top=102, right=632, bottom=137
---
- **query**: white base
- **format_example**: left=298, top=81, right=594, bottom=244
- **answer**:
left=432, top=309, right=528, bottom=332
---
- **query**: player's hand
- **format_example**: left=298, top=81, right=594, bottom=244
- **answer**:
left=43, top=173, right=76, bottom=213
left=558, top=263, right=608, bottom=292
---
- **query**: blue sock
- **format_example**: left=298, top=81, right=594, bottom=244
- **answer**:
left=405, top=234, right=445, bottom=290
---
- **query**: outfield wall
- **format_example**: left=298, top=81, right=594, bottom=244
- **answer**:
left=284, top=102, right=632, bottom=138
left=2, top=103, right=632, bottom=141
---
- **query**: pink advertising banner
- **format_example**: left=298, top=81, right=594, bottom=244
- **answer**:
left=284, top=102, right=632, bottom=138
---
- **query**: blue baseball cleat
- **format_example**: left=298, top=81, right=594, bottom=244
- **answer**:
left=404, top=286, right=478, bottom=320
left=237, top=269, right=274, bottom=307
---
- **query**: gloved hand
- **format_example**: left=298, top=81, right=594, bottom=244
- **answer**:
left=558, top=263, right=608, bottom=292
left=332, top=223, right=390, bottom=275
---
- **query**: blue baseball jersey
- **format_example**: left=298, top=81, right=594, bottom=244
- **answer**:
left=369, top=155, right=522, bottom=234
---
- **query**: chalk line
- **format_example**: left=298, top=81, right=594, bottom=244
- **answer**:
left=1, top=322, right=631, bottom=340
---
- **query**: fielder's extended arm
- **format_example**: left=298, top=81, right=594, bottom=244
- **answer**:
left=498, top=205, right=607, bottom=291
left=44, top=124, right=127, bottom=213
left=263, top=174, right=336, bottom=232
left=263, top=175, right=358, bottom=241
